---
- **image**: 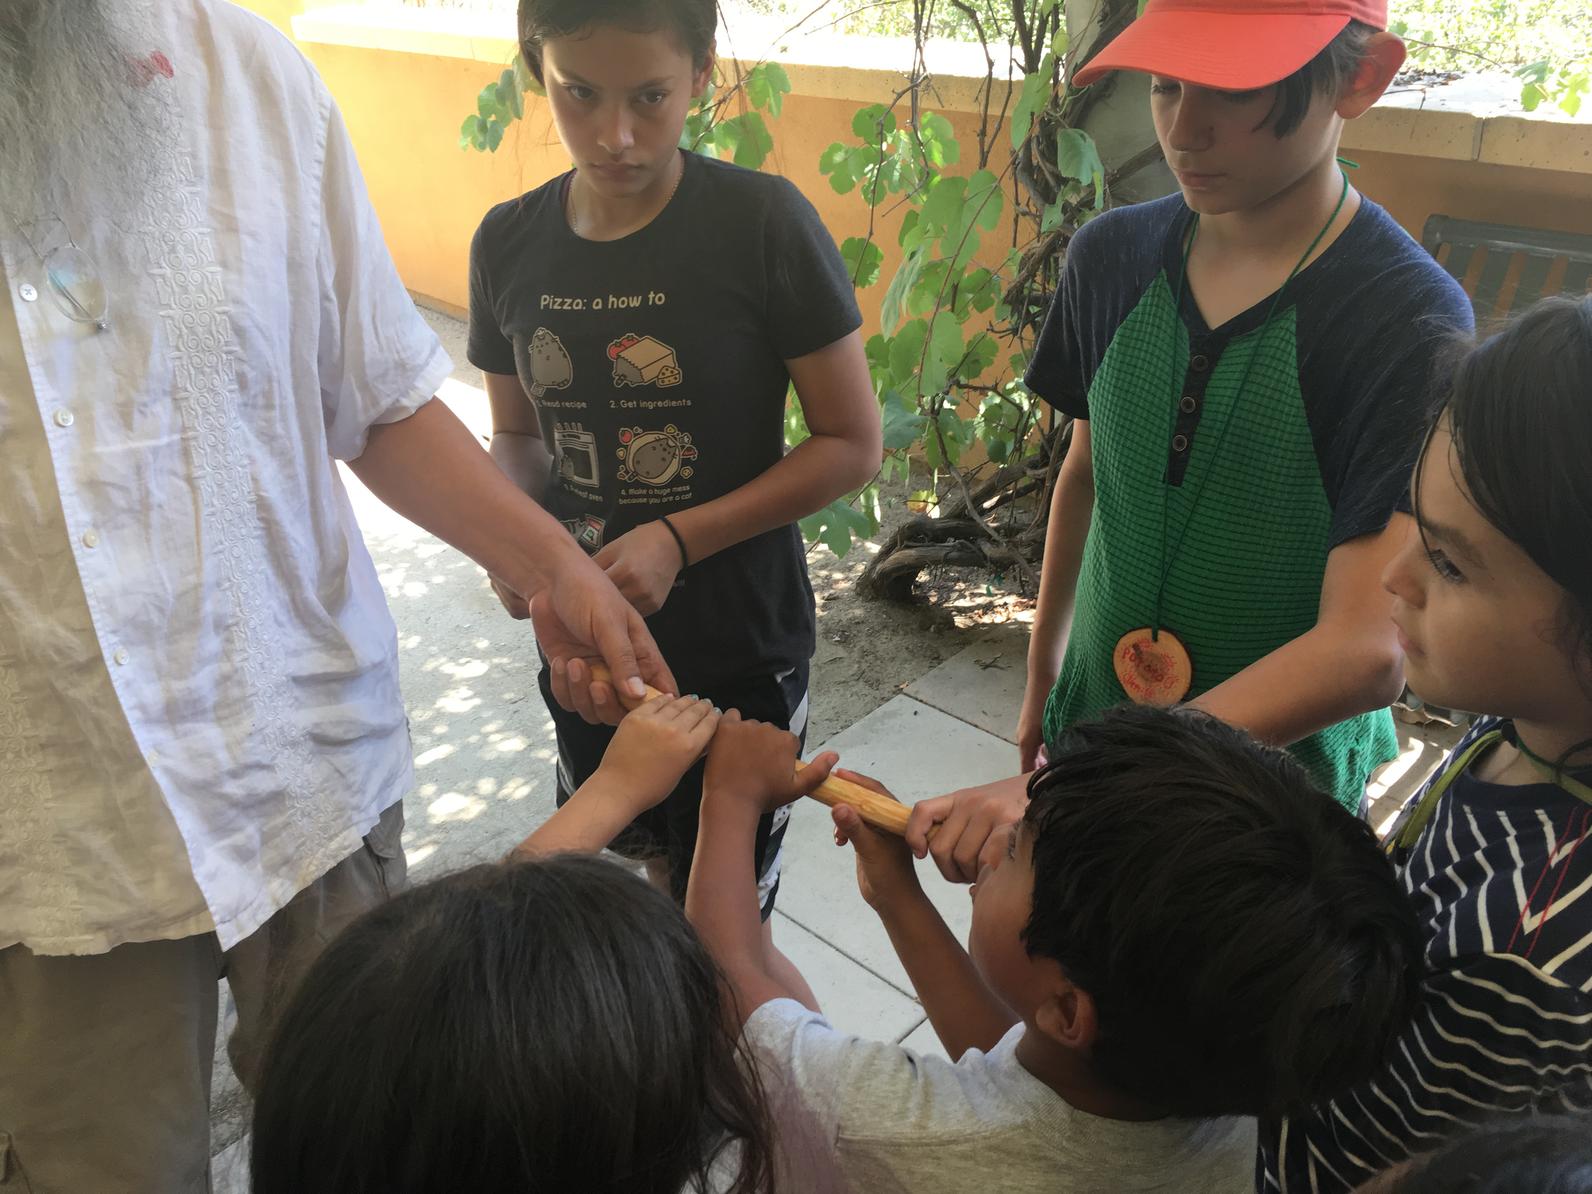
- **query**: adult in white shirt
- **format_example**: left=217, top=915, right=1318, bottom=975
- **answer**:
left=0, top=2, right=674, bottom=1190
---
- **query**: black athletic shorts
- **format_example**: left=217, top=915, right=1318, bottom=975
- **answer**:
left=539, top=661, right=810, bottom=920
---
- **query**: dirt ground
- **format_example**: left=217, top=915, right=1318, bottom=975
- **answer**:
left=802, top=490, right=1036, bottom=744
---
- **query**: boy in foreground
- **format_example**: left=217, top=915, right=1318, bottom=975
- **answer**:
left=688, top=705, right=1425, bottom=1191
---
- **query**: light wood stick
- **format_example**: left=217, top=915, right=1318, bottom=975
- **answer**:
left=582, top=664, right=912, bottom=836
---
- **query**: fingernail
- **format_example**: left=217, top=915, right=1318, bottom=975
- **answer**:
left=627, top=678, right=646, bottom=698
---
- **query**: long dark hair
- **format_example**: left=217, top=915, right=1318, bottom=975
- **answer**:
left=519, top=0, right=718, bottom=86
left=251, top=855, right=775, bottom=1194
left=1415, top=295, right=1592, bottom=694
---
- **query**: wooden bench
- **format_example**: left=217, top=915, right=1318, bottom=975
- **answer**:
left=1421, top=215, right=1592, bottom=321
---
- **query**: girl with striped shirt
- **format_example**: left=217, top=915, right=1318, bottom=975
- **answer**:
left=1262, top=295, right=1592, bottom=1191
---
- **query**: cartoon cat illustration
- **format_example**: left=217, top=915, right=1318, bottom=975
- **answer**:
left=525, top=327, right=573, bottom=396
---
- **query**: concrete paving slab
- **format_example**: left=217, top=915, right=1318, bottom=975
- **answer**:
left=904, top=629, right=1029, bottom=746
left=772, top=913, right=924, bottom=1045
left=779, top=696, right=1016, bottom=996
left=210, top=1134, right=249, bottom=1194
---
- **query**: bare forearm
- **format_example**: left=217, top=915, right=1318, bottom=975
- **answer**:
left=489, top=430, right=553, bottom=505
left=508, top=771, right=637, bottom=860
left=350, top=398, right=586, bottom=598
left=875, top=893, right=1019, bottom=1058
left=1192, top=625, right=1403, bottom=747
left=669, top=433, right=877, bottom=564
left=686, top=797, right=794, bottom=1022
left=1029, top=451, right=1094, bottom=676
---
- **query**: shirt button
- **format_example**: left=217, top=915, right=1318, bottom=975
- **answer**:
left=82, top=529, right=100, bottom=549
left=1190, top=354, right=1210, bottom=372
left=1172, top=434, right=1190, bottom=453
left=1179, top=396, right=1198, bottom=414
left=54, top=409, right=74, bottom=428
left=19, top=282, right=38, bottom=302
left=113, top=648, right=129, bottom=666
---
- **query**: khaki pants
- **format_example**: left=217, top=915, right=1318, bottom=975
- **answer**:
left=0, top=802, right=406, bottom=1194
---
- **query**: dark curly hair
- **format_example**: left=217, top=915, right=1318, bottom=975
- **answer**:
left=1022, top=704, right=1423, bottom=1119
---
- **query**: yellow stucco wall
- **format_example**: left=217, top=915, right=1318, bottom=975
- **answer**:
left=244, top=2, right=1592, bottom=322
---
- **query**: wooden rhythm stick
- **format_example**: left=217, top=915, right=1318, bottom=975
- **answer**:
left=584, top=664, right=913, bottom=836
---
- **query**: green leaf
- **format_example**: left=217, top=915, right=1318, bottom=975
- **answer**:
left=897, top=209, right=921, bottom=250
left=967, top=168, right=1003, bottom=232
left=907, top=259, right=951, bottom=318
left=880, top=391, right=927, bottom=450
left=864, top=333, right=892, bottom=377
left=512, top=53, right=543, bottom=98
left=783, top=390, right=811, bottom=448
left=1056, top=128, right=1106, bottom=209
left=919, top=112, right=961, bottom=167
left=722, top=112, right=774, bottom=169
left=459, top=114, right=486, bottom=150
left=923, top=312, right=964, bottom=393
left=932, top=409, right=976, bottom=464
left=839, top=236, right=885, bottom=288
left=1561, top=79, right=1586, bottom=118
left=746, top=62, right=792, bottom=117
left=499, top=70, right=523, bottom=119
left=1009, top=52, right=1055, bottom=150
left=888, top=319, right=928, bottom=390
left=819, top=141, right=857, bottom=193
left=485, top=120, right=503, bottom=152
left=880, top=247, right=927, bottom=335
left=800, top=497, right=875, bottom=559
left=852, top=103, right=897, bottom=142
left=962, top=267, right=997, bottom=314
left=962, top=332, right=999, bottom=378
left=919, top=175, right=968, bottom=236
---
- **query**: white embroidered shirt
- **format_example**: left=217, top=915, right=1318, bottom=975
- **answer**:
left=0, top=1, right=450, bottom=955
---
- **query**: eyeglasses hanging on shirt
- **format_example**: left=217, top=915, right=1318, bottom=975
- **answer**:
left=6, top=212, right=110, bottom=333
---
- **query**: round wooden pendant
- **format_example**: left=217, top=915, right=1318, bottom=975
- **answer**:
left=1113, top=627, right=1193, bottom=707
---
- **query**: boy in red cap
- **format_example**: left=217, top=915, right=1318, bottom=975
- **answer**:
left=907, top=0, right=1472, bottom=881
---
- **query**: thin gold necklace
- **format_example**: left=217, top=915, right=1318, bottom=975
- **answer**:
left=567, top=150, right=683, bottom=239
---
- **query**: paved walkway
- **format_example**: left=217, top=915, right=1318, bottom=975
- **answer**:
left=210, top=312, right=1458, bottom=1188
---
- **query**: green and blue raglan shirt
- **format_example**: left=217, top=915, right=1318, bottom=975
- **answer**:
left=1025, top=194, right=1472, bottom=808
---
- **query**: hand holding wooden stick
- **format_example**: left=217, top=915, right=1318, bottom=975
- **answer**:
left=585, top=664, right=913, bottom=836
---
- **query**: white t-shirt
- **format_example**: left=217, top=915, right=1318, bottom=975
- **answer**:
left=742, top=999, right=1257, bottom=1194
left=0, top=0, right=448, bottom=955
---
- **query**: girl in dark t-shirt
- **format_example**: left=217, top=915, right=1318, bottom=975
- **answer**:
left=468, top=0, right=881, bottom=961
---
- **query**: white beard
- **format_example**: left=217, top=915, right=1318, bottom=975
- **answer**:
left=0, top=0, right=172, bottom=230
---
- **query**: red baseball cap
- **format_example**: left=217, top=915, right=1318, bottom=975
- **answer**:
left=1072, top=0, right=1388, bottom=90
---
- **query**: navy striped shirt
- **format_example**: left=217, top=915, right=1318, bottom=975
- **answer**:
left=1259, top=718, right=1592, bottom=1192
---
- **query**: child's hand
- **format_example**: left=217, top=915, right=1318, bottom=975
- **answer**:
left=703, top=711, right=837, bottom=815
left=595, top=694, right=719, bottom=813
left=831, top=770, right=923, bottom=911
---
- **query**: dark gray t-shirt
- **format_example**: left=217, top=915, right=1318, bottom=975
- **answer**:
left=468, top=154, right=861, bottom=688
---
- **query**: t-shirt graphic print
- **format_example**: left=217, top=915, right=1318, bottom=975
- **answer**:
left=467, top=154, right=861, bottom=689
